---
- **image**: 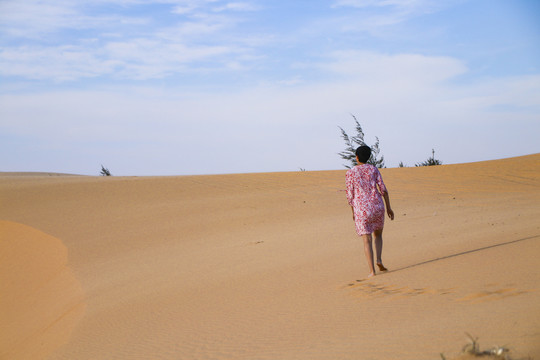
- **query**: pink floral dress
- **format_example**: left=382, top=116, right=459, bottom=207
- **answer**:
left=346, top=164, right=388, bottom=236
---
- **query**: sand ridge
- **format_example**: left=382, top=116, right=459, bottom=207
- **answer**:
left=0, top=221, right=85, bottom=360
left=0, top=154, right=539, bottom=359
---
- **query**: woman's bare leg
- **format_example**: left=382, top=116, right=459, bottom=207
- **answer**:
left=374, top=228, right=387, bottom=271
left=362, top=234, right=376, bottom=277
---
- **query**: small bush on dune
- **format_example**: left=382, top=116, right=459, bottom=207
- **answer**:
left=416, top=149, right=442, bottom=167
left=440, top=334, right=531, bottom=360
left=100, top=165, right=112, bottom=176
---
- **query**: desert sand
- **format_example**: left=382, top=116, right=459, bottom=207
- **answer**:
left=1, top=154, right=539, bottom=360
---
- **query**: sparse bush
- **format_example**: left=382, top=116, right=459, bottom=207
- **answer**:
left=416, top=149, right=442, bottom=167
left=100, top=165, right=112, bottom=176
left=440, top=333, right=524, bottom=360
left=338, top=114, right=385, bottom=169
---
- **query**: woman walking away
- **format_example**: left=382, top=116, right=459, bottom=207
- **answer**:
left=346, top=145, right=394, bottom=278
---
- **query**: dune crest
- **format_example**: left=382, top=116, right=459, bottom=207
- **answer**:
left=0, top=221, right=85, bottom=360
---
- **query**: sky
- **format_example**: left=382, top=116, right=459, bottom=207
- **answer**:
left=1, top=0, right=539, bottom=176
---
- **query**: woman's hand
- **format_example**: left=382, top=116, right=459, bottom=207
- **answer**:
left=387, top=208, right=395, bottom=220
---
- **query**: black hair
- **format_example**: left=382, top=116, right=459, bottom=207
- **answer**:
left=355, top=145, right=372, bottom=164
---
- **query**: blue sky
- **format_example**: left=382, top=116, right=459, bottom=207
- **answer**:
left=1, top=0, right=539, bottom=175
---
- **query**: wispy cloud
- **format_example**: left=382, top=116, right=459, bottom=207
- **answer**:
left=332, top=0, right=450, bottom=11
left=331, top=0, right=459, bottom=33
left=0, top=45, right=114, bottom=81
left=0, top=0, right=263, bottom=81
left=213, top=2, right=261, bottom=12
left=0, top=1, right=86, bottom=38
left=316, top=50, right=467, bottom=82
left=2, top=54, right=538, bottom=174
left=0, top=40, right=242, bottom=81
left=171, top=0, right=259, bottom=16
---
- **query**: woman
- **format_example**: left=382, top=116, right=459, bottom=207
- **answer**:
left=346, top=145, right=394, bottom=277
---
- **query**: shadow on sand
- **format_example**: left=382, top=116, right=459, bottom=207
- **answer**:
left=387, top=234, right=539, bottom=274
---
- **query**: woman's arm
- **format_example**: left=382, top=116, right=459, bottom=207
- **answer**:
left=346, top=170, right=355, bottom=221
left=375, top=168, right=394, bottom=220
left=382, top=191, right=394, bottom=220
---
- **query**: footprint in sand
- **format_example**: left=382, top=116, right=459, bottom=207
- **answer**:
left=456, top=287, right=533, bottom=304
left=343, top=281, right=454, bottom=299
left=343, top=280, right=533, bottom=303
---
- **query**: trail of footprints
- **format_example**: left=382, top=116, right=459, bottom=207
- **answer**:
left=344, top=281, right=533, bottom=303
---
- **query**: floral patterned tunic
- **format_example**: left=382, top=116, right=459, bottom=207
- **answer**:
left=346, top=164, right=388, bottom=236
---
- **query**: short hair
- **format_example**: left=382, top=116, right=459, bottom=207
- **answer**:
left=355, top=145, right=372, bottom=163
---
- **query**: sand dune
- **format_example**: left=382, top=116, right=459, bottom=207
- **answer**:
left=0, top=221, right=85, bottom=360
left=1, top=154, right=539, bottom=360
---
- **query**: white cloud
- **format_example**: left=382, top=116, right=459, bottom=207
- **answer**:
left=0, top=38, right=239, bottom=81
left=170, top=0, right=257, bottom=15
left=0, top=45, right=114, bottom=81
left=332, top=0, right=448, bottom=11
left=0, top=0, right=257, bottom=40
left=2, top=50, right=538, bottom=174
left=171, top=5, right=197, bottom=15
left=0, top=0, right=81, bottom=37
left=213, top=2, right=260, bottom=12
left=317, top=50, right=467, bottom=83
left=330, top=0, right=459, bottom=33
left=0, top=0, right=262, bottom=81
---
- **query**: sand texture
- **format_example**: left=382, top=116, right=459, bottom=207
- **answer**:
left=1, top=154, right=539, bottom=360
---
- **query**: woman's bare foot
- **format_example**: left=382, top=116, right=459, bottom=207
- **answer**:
left=367, top=272, right=376, bottom=278
left=377, top=263, right=388, bottom=272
